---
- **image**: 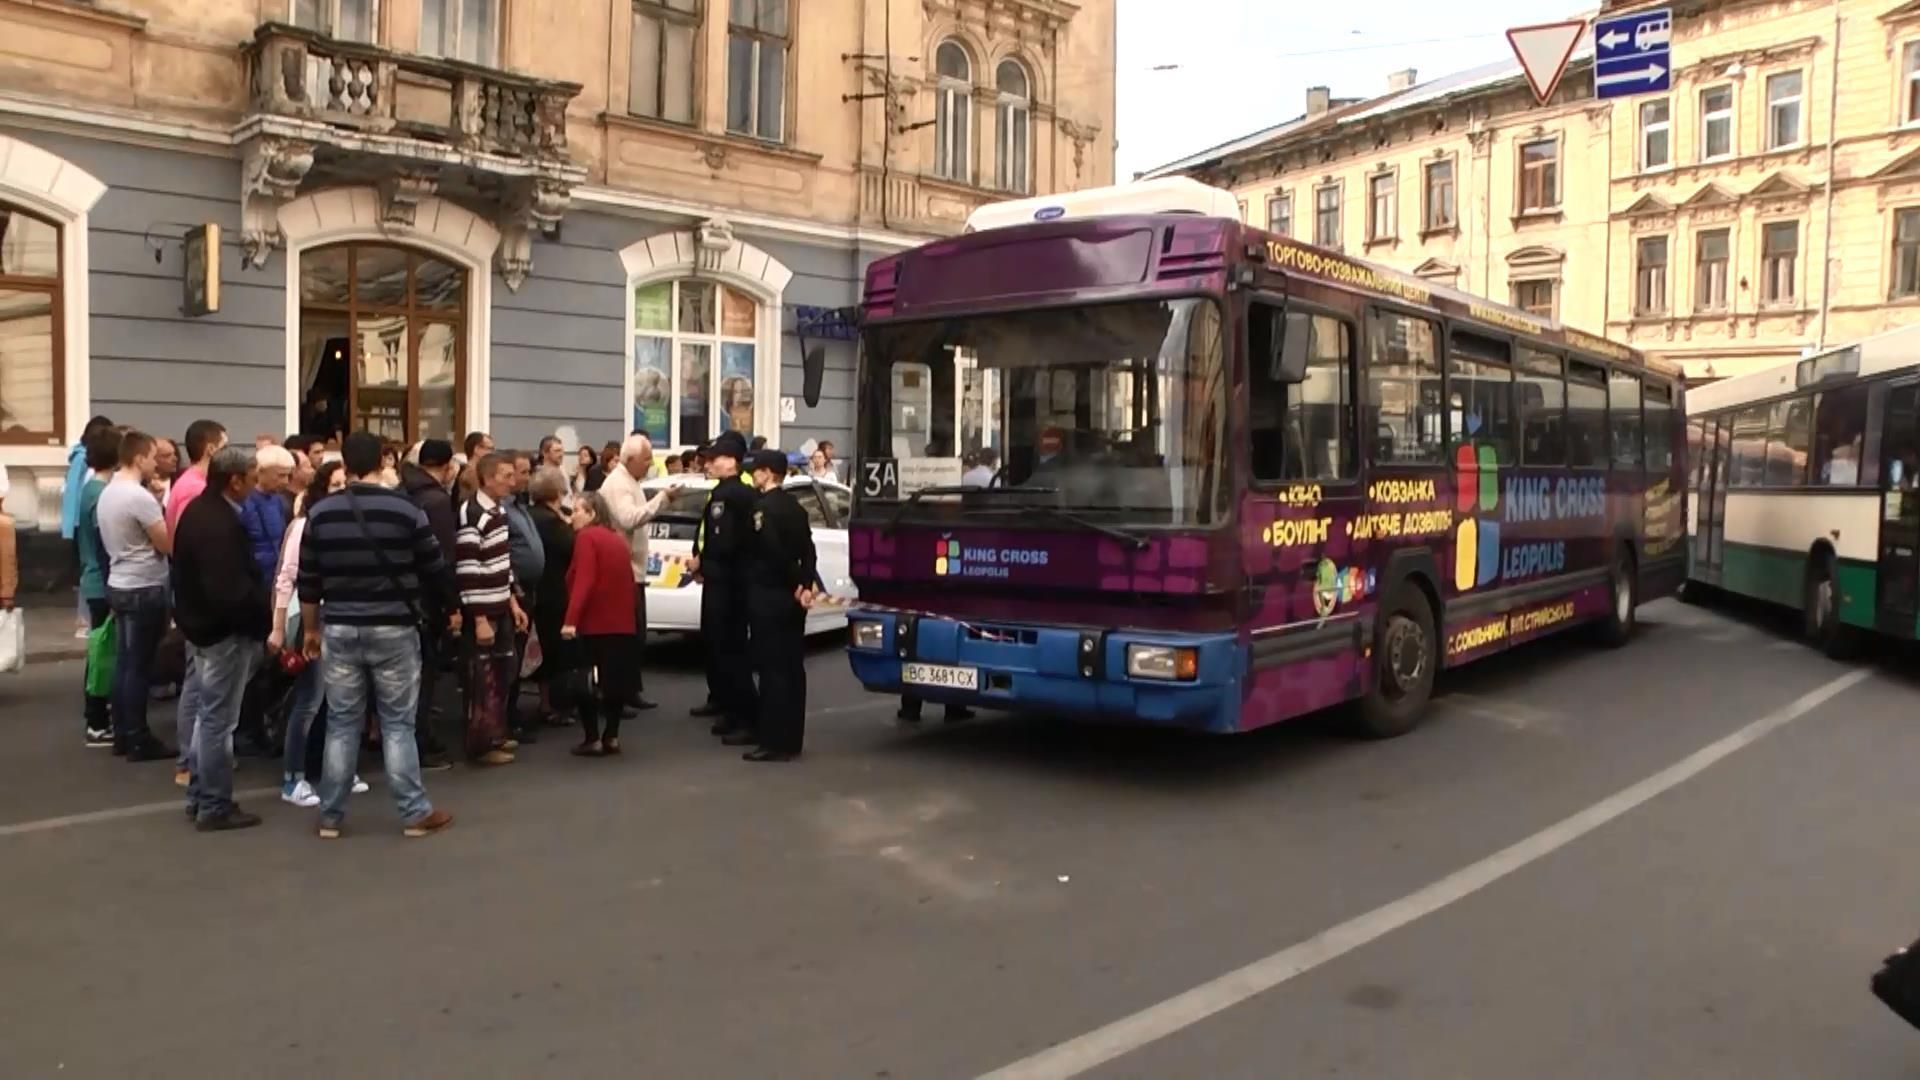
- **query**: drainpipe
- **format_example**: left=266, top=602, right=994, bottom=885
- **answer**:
left=880, top=0, right=893, bottom=230
left=1816, top=4, right=1841, bottom=349
left=1601, top=91, right=1613, bottom=334
left=1051, top=21, right=1062, bottom=193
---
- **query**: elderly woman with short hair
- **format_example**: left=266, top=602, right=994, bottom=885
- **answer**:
left=563, top=491, right=639, bottom=756
left=528, top=465, right=578, bottom=727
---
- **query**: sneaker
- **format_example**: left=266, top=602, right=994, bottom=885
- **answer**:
left=316, top=819, right=344, bottom=840
left=281, top=779, right=320, bottom=808
left=124, top=739, right=175, bottom=764
left=351, top=775, right=370, bottom=794
left=499, top=738, right=520, bottom=751
left=473, top=749, right=515, bottom=767
left=84, top=727, right=113, bottom=748
left=403, top=809, right=454, bottom=838
left=419, top=752, right=454, bottom=772
left=690, top=701, right=722, bottom=719
left=195, top=808, right=263, bottom=832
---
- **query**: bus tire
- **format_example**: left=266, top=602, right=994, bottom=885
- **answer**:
left=1804, top=551, right=1860, bottom=660
left=1352, top=584, right=1436, bottom=740
left=1595, top=547, right=1637, bottom=649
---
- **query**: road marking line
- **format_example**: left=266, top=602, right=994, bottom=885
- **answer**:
left=977, top=666, right=1873, bottom=1080
left=0, top=786, right=282, bottom=838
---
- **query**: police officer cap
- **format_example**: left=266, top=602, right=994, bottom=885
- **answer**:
left=748, top=448, right=788, bottom=475
left=703, top=430, right=748, bottom=460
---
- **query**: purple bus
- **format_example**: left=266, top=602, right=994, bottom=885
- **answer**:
left=841, top=179, right=1687, bottom=736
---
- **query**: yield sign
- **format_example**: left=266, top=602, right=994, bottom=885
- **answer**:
left=1506, top=19, right=1587, bottom=105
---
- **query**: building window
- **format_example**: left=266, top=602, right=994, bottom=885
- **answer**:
left=1700, top=85, right=1734, bottom=160
left=1761, top=221, right=1798, bottom=305
left=1314, top=184, right=1340, bottom=249
left=934, top=41, right=973, bottom=183
left=1640, top=98, right=1671, bottom=171
left=1368, top=173, right=1396, bottom=242
left=1267, top=192, right=1292, bottom=237
left=632, top=279, right=760, bottom=446
left=1895, top=208, right=1920, bottom=299
left=1767, top=71, right=1803, bottom=150
left=1695, top=228, right=1730, bottom=313
left=293, top=0, right=376, bottom=41
left=726, top=0, right=788, bottom=141
left=1519, top=138, right=1558, bottom=212
left=1635, top=235, right=1669, bottom=315
left=1423, top=159, right=1455, bottom=231
left=1905, top=42, right=1920, bottom=125
left=630, top=0, right=699, bottom=123
left=994, top=60, right=1031, bottom=193
left=420, top=0, right=497, bottom=65
left=1511, top=279, right=1555, bottom=319
left=297, top=243, right=468, bottom=444
left=0, top=206, right=61, bottom=447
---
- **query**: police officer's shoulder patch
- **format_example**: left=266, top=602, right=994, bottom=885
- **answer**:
left=711, top=502, right=725, bottom=518
left=753, top=509, right=764, bottom=532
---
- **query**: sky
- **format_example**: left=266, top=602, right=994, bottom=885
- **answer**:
left=1114, top=0, right=1592, bottom=179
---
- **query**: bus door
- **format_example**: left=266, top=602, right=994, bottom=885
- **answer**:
left=1695, top=415, right=1731, bottom=583
left=1875, top=381, right=1920, bottom=633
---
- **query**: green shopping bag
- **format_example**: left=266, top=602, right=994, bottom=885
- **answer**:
left=85, top=613, right=116, bottom=698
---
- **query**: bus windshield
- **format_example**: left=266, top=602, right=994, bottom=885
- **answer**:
left=857, top=297, right=1228, bottom=527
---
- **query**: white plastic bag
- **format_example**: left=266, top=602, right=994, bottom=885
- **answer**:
left=0, top=608, right=25, bottom=674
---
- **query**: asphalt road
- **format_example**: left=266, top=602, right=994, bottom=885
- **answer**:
left=2, top=599, right=1917, bottom=1079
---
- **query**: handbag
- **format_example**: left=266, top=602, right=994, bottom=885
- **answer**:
left=519, top=624, right=543, bottom=678
left=1873, top=935, right=1920, bottom=1030
left=85, top=612, right=116, bottom=697
left=345, top=489, right=431, bottom=636
left=0, top=607, right=23, bottom=674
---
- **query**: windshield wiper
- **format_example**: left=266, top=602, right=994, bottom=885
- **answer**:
left=883, top=485, right=994, bottom=531
left=973, top=501, right=1148, bottom=549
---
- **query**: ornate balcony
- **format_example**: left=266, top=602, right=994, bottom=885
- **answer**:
left=236, top=23, right=584, bottom=288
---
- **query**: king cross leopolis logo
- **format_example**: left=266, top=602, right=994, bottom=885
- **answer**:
left=935, top=535, right=963, bottom=576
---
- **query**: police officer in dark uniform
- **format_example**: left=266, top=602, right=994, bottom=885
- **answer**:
left=742, top=448, right=819, bottom=762
left=690, top=431, right=760, bottom=743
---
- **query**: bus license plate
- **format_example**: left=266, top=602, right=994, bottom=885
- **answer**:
left=903, top=662, right=978, bottom=691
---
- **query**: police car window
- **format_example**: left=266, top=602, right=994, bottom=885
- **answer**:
left=660, top=488, right=711, bottom=516
left=792, top=487, right=828, bottom=528
left=822, top=487, right=850, bottom=525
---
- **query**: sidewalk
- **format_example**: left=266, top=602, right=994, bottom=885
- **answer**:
left=12, top=603, right=89, bottom=663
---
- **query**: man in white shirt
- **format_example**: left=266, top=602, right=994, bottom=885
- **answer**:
left=598, top=434, right=680, bottom=710
left=96, top=430, right=177, bottom=761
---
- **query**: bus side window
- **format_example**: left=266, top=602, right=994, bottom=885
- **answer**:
left=1810, top=383, right=1870, bottom=486
left=1250, top=305, right=1354, bottom=483
left=1365, top=309, right=1445, bottom=466
left=1608, top=369, right=1643, bottom=472
left=1447, top=331, right=1516, bottom=466
left=1766, top=395, right=1810, bottom=486
left=1518, top=347, right=1566, bottom=467
left=1644, top=381, right=1675, bottom=476
left=1566, top=360, right=1609, bottom=469
left=1729, top=404, right=1770, bottom=487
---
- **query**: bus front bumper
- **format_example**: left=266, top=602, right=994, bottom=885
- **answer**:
left=844, top=612, right=1245, bottom=733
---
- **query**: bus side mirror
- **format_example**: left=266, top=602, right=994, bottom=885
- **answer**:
left=1272, top=311, right=1312, bottom=383
left=802, top=346, right=825, bottom=407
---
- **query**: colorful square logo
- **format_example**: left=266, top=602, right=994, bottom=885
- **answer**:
left=935, top=538, right=962, bottom=576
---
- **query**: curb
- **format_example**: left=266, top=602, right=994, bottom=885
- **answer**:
left=27, top=646, right=87, bottom=664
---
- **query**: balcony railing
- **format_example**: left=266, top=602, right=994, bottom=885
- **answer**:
left=244, top=23, right=578, bottom=161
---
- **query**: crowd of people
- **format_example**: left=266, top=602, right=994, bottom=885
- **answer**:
left=57, top=413, right=829, bottom=838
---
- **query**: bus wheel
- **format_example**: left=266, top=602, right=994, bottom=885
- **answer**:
left=1596, top=547, right=1637, bottom=649
left=1804, top=552, right=1859, bottom=659
left=1353, top=585, right=1436, bottom=739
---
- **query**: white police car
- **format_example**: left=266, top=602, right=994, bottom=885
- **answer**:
left=638, top=474, right=858, bottom=636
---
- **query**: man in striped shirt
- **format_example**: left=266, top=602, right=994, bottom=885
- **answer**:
left=456, top=452, right=529, bottom=765
left=298, top=432, right=457, bottom=839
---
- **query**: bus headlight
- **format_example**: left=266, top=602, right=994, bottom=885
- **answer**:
left=1126, top=644, right=1198, bottom=681
left=850, top=619, right=886, bottom=651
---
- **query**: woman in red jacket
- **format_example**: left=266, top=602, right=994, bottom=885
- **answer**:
left=562, top=491, right=639, bottom=756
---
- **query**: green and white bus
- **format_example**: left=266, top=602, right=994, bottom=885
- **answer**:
left=1686, top=324, right=1920, bottom=653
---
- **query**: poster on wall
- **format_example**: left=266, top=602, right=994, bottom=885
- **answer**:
left=721, top=342, right=755, bottom=437
left=633, top=336, right=670, bottom=444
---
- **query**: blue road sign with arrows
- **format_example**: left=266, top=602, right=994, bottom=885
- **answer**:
left=1594, top=8, right=1671, bottom=100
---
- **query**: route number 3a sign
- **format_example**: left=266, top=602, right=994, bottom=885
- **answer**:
left=861, top=458, right=900, bottom=500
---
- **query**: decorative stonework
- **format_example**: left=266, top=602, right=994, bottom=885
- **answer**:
left=377, top=168, right=439, bottom=229
left=239, top=136, right=315, bottom=268
left=695, top=218, right=737, bottom=274
left=1059, top=117, right=1100, bottom=185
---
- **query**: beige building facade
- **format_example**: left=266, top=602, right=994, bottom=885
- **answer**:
left=1156, top=0, right=1920, bottom=385
left=0, top=0, right=1114, bottom=583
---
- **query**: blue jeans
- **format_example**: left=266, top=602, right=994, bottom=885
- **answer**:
left=319, top=624, right=431, bottom=827
left=184, top=636, right=262, bottom=820
left=282, top=663, right=325, bottom=783
left=105, top=585, right=168, bottom=745
left=175, top=655, right=203, bottom=769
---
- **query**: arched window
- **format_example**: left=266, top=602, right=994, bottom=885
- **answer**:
left=631, top=279, right=760, bottom=446
left=0, top=206, right=62, bottom=446
left=934, top=40, right=973, bottom=183
left=995, top=59, right=1031, bottom=193
left=297, top=243, right=467, bottom=443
